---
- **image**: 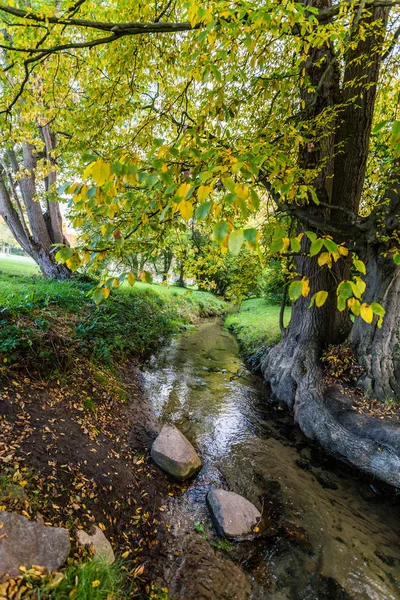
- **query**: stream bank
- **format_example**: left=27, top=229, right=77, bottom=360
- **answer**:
left=141, top=318, right=400, bottom=600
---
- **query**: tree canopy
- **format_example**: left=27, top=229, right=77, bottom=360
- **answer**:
left=0, top=0, right=400, bottom=484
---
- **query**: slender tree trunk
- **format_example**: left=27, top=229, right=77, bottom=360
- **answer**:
left=0, top=149, right=71, bottom=280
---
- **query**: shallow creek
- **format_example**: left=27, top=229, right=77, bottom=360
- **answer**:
left=141, top=318, right=400, bottom=600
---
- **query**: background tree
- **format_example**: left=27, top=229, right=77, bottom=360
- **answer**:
left=0, top=129, right=71, bottom=279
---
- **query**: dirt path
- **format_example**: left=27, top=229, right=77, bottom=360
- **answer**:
left=0, top=360, right=180, bottom=597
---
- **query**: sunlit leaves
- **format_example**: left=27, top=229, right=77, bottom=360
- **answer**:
left=178, top=199, right=194, bottom=221
left=228, top=229, right=244, bottom=255
left=84, top=161, right=112, bottom=187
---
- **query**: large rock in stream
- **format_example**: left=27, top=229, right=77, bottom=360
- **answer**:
left=0, top=511, right=70, bottom=578
left=207, top=489, right=261, bottom=538
left=151, top=424, right=202, bottom=480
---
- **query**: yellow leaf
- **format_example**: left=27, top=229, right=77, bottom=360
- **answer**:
left=315, top=290, right=328, bottom=307
left=98, top=523, right=106, bottom=531
left=179, top=200, right=194, bottom=221
left=88, top=161, right=111, bottom=187
left=338, top=246, right=349, bottom=256
left=348, top=297, right=361, bottom=316
left=127, top=273, right=135, bottom=286
left=197, top=185, right=212, bottom=202
left=121, top=551, right=130, bottom=558
left=177, top=182, right=191, bottom=198
left=236, top=184, right=249, bottom=200
left=188, top=3, right=199, bottom=26
left=91, top=580, right=101, bottom=588
left=124, top=172, right=138, bottom=185
left=101, top=288, right=110, bottom=299
left=318, top=252, right=332, bottom=268
left=360, top=303, right=373, bottom=323
left=281, top=237, right=290, bottom=252
left=301, top=277, right=310, bottom=297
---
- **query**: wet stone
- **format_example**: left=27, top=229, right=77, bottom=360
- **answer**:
left=151, top=424, right=202, bottom=481
left=207, top=489, right=261, bottom=539
left=0, top=511, right=70, bottom=578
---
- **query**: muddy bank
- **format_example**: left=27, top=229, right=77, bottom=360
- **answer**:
left=0, top=362, right=178, bottom=598
left=140, top=318, right=400, bottom=600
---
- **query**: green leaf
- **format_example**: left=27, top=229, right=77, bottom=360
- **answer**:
left=371, top=303, right=385, bottom=316
left=337, top=281, right=353, bottom=299
left=249, top=188, right=260, bottom=211
left=270, top=238, right=284, bottom=253
left=228, top=229, right=244, bottom=255
left=93, top=288, right=104, bottom=304
left=289, top=280, right=303, bottom=301
left=309, top=188, right=319, bottom=205
left=309, top=239, right=324, bottom=256
left=55, top=246, right=74, bottom=263
left=353, top=259, right=366, bottom=274
left=305, top=231, right=317, bottom=243
left=222, top=177, right=236, bottom=192
left=337, top=295, right=347, bottom=312
left=323, top=239, right=338, bottom=253
left=291, top=237, right=301, bottom=252
left=243, top=228, right=257, bottom=244
left=195, top=201, right=213, bottom=220
left=214, top=221, right=229, bottom=243
left=394, top=253, right=400, bottom=265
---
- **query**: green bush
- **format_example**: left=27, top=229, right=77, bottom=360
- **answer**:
left=261, top=259, right=288, bottom=305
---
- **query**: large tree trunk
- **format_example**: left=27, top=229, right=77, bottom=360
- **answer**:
left=260, top=1, right=400, bottom=487
left=351, top=185, right=400, bottom=401
left=260, top=249, right=400, bottom=487
left=261, top=250, right=351, bottom=409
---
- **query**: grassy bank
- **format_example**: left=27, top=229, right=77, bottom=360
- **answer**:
left=225, top=298, right=291, bottom=356
left=0, top=261, right=225, bottom=374
left=0, top=259, right=225, bottom=599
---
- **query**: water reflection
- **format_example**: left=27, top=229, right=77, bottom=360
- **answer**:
left=141, top=319, right=400, bottom=600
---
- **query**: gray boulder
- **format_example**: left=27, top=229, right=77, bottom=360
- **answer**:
left=151, top=424, right=202, bottom=481
left=207, top=489, right=261, bottom=538
left=0, top=511, right=70, bottom=577
left=76, top=525, right=114, bottom=564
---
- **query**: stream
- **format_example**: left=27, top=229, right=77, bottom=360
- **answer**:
left=141, top=318, right=400, bottom=600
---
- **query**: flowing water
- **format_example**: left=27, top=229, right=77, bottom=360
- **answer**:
left=141, top=318, right=400, bottom=600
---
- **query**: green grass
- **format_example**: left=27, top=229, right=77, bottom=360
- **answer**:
left=225, top=298, right=291, bottom=355
left=0, top=254, right=40, bottom=276
left=0, top=258, right=225, bottom=373
left=24, top=558, right=132, bottom=599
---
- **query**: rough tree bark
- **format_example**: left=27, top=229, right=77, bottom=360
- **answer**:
left=261, top=1, right=400, bottom=486
left=351, top=185, right=400, bottom=401
left=0, top=130, right=71, bottom=280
